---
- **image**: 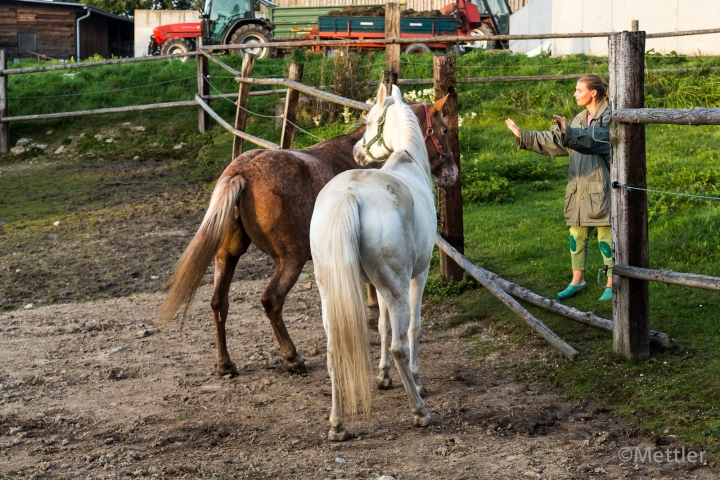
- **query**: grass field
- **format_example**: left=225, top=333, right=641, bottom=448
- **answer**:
left=3, top=48, right=720, bottom=457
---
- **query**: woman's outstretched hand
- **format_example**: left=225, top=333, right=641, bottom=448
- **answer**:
left=553, top=115, right=567, bottom=134
left=505, top=118, right=521, bottom=138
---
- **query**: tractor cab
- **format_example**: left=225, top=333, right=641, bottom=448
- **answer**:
left=201, top=0, right=277, bottom=46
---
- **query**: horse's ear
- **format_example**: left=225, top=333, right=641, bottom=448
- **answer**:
left=430, top=94, right=449, bottom=114
left=390, top=84, right=403, bottom=102
left=376, top=83, right=387, bottom=106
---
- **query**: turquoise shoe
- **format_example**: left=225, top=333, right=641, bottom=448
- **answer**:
left=598, top=287, right=613, bottom=301
left=557, top=283, right=587, bottom=299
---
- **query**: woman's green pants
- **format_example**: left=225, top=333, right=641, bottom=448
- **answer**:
left=569, top=226, right=613, bottom=272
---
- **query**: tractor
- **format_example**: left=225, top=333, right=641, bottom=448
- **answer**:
left=148, top=0, right=278, bottom=60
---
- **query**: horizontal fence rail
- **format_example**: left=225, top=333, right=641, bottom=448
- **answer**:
left=195, top=94, right=280, bottom=150
left=0, top=52, right=198, bottom=76
left=0, top=100, right=198, bottom=123
left=613, top=265, right=720, bottom=292
left=199, top=27, right=720, bottom=51
left=613, top=107, right=720, bottom=125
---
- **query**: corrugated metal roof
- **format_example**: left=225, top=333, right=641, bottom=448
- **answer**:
left=5, top=0, right=134, bottom=23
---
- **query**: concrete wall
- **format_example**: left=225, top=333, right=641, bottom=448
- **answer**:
left=134, top=10, right=198, bottom=57
left=509, top=0, right=551, bottom=55
left=510, top=0, right=720, bottom=57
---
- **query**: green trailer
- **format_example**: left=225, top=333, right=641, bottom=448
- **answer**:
left=268, top=5, right=384, bottom=41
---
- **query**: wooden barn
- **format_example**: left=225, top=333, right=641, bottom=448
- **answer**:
left=0, top=0, right=134, bottom=60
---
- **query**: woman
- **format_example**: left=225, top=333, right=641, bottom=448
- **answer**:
left=505, top=74, right=613, bottom=301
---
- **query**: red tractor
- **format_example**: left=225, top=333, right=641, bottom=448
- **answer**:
left=148, top=0, right=278, bottom=59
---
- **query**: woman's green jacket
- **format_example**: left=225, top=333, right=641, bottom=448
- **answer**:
left=517, top=99, right=612, bottom=227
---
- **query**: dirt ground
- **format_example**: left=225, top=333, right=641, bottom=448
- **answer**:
left=1, top=249, right=719, bottom=479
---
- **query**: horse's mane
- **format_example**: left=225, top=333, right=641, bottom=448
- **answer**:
left=391, top=99, right=433, bottom=192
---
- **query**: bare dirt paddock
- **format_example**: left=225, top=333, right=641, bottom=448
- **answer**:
left=1, top=254, right=718, bottom=479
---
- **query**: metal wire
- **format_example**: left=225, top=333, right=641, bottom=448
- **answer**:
left=9, top=76, right=197, bottom=99
left=203, top=74, right=326, bottom=141
left=614, top=182, right=720, bottom=202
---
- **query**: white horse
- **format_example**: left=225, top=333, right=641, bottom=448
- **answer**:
left=309, top=84, right=458, bottom=441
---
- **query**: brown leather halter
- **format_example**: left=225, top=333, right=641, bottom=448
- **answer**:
left=423, top=103, right=454, bottom=172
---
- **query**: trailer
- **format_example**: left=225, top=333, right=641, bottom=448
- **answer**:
left=307, top=0, right=511, bottom=53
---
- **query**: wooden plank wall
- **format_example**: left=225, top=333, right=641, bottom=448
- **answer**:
left=0, top=6, right=19, bottom=58
left=0, top=2, right=79, bottom=59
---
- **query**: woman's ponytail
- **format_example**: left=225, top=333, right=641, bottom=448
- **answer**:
left=579, top=74, right=609, bottom=100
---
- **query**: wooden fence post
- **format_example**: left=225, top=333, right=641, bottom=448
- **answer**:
left=0, top=50, right=8, bottom=154
left=609, top=31, right=650, bottom=361
left=385, top=2, right=401, bottom=80
left=280, top=62, right=304, bottom=149
left=433, top=54, right=464, bottom=282
left=196, top=37, right=210, bottom=134
left=232, top=52, right=255, bottom=159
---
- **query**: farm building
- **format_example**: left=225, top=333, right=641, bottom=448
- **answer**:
left=509, top=0, right=720, bottom=56
left=0, top=0, right=134, bottom=60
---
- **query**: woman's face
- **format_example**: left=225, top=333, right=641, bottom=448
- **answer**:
left=574, top=81, right=597, bottom=108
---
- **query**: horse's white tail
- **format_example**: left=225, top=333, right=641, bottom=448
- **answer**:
left=156, top=174, right=245, bottom=327
left=316, top=190, right=372, bottom=420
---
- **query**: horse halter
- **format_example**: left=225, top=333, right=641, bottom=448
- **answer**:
left=423, top=103, right=454, bottom=172
left=362, top=99, right=395, bottom=162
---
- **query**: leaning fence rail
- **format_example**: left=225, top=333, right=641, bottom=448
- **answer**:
left=195, top=94, right=280, bottom=150
left=435, top=235, right=580, bottom=360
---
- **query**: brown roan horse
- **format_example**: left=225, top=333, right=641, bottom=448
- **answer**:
left=157, top=97, right=456, bottom=375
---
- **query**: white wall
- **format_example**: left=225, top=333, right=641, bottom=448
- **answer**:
left=134, top=10, right=199, bottom=57
left=510, top=0, right=720, bottom=56
left=509, top=0, right=552, bottom=55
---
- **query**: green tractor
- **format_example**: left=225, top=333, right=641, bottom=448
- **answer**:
left=149, top=0, right=278, bottom=59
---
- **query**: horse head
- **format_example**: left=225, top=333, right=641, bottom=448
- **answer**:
left=354, top=84, right=459, bottom=189
left=353, top=83, right=406, bottom=167
left=412, top=96, right=459, bottom=189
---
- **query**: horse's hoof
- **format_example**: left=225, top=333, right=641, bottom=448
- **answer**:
left=215, top=361, right=239, bottom=377
left=328, top=426, right=350, bottom=442
left=284, top=356, right=307, bottom=374
left=413, top=410, right=433, bottom=428
left=375, top=375, right=392, bottom=390
left=367, top=307, right=379, bottom=332
left=415, top=383, right=428, bottom=398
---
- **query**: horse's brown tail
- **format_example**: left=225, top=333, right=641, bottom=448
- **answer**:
left=156, top=174, right=246, bottom=328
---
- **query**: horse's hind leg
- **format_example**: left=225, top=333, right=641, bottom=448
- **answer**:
left=318, top=281, right=349, bottom=441
left=409, top=270, right=429, bottom=397
left=383, top=290, right=432, bottom=427
left=211, top=222, right=250, bottom=377
left=260, top=257, right=306, bottom=373
left=375, top=292, right=392, bottom=390
left=366, top=284, right=380, bottom=332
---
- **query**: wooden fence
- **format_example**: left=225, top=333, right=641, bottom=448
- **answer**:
left=3, top=24, right=719, bottom=360
left=609, top=31, right=720, bottom=361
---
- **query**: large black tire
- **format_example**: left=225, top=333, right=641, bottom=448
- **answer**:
left=229, top=25, right=273, bottom=59
left=404, top=43, right=431, bottom=55
left=160, top=38, right=194, bottom=61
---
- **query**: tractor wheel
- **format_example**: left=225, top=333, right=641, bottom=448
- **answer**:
left=229, top=25, right=274, bottom=59
left=160, top=38, right=194, bottom=61
left=404, top=43, right=431, bottom=55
